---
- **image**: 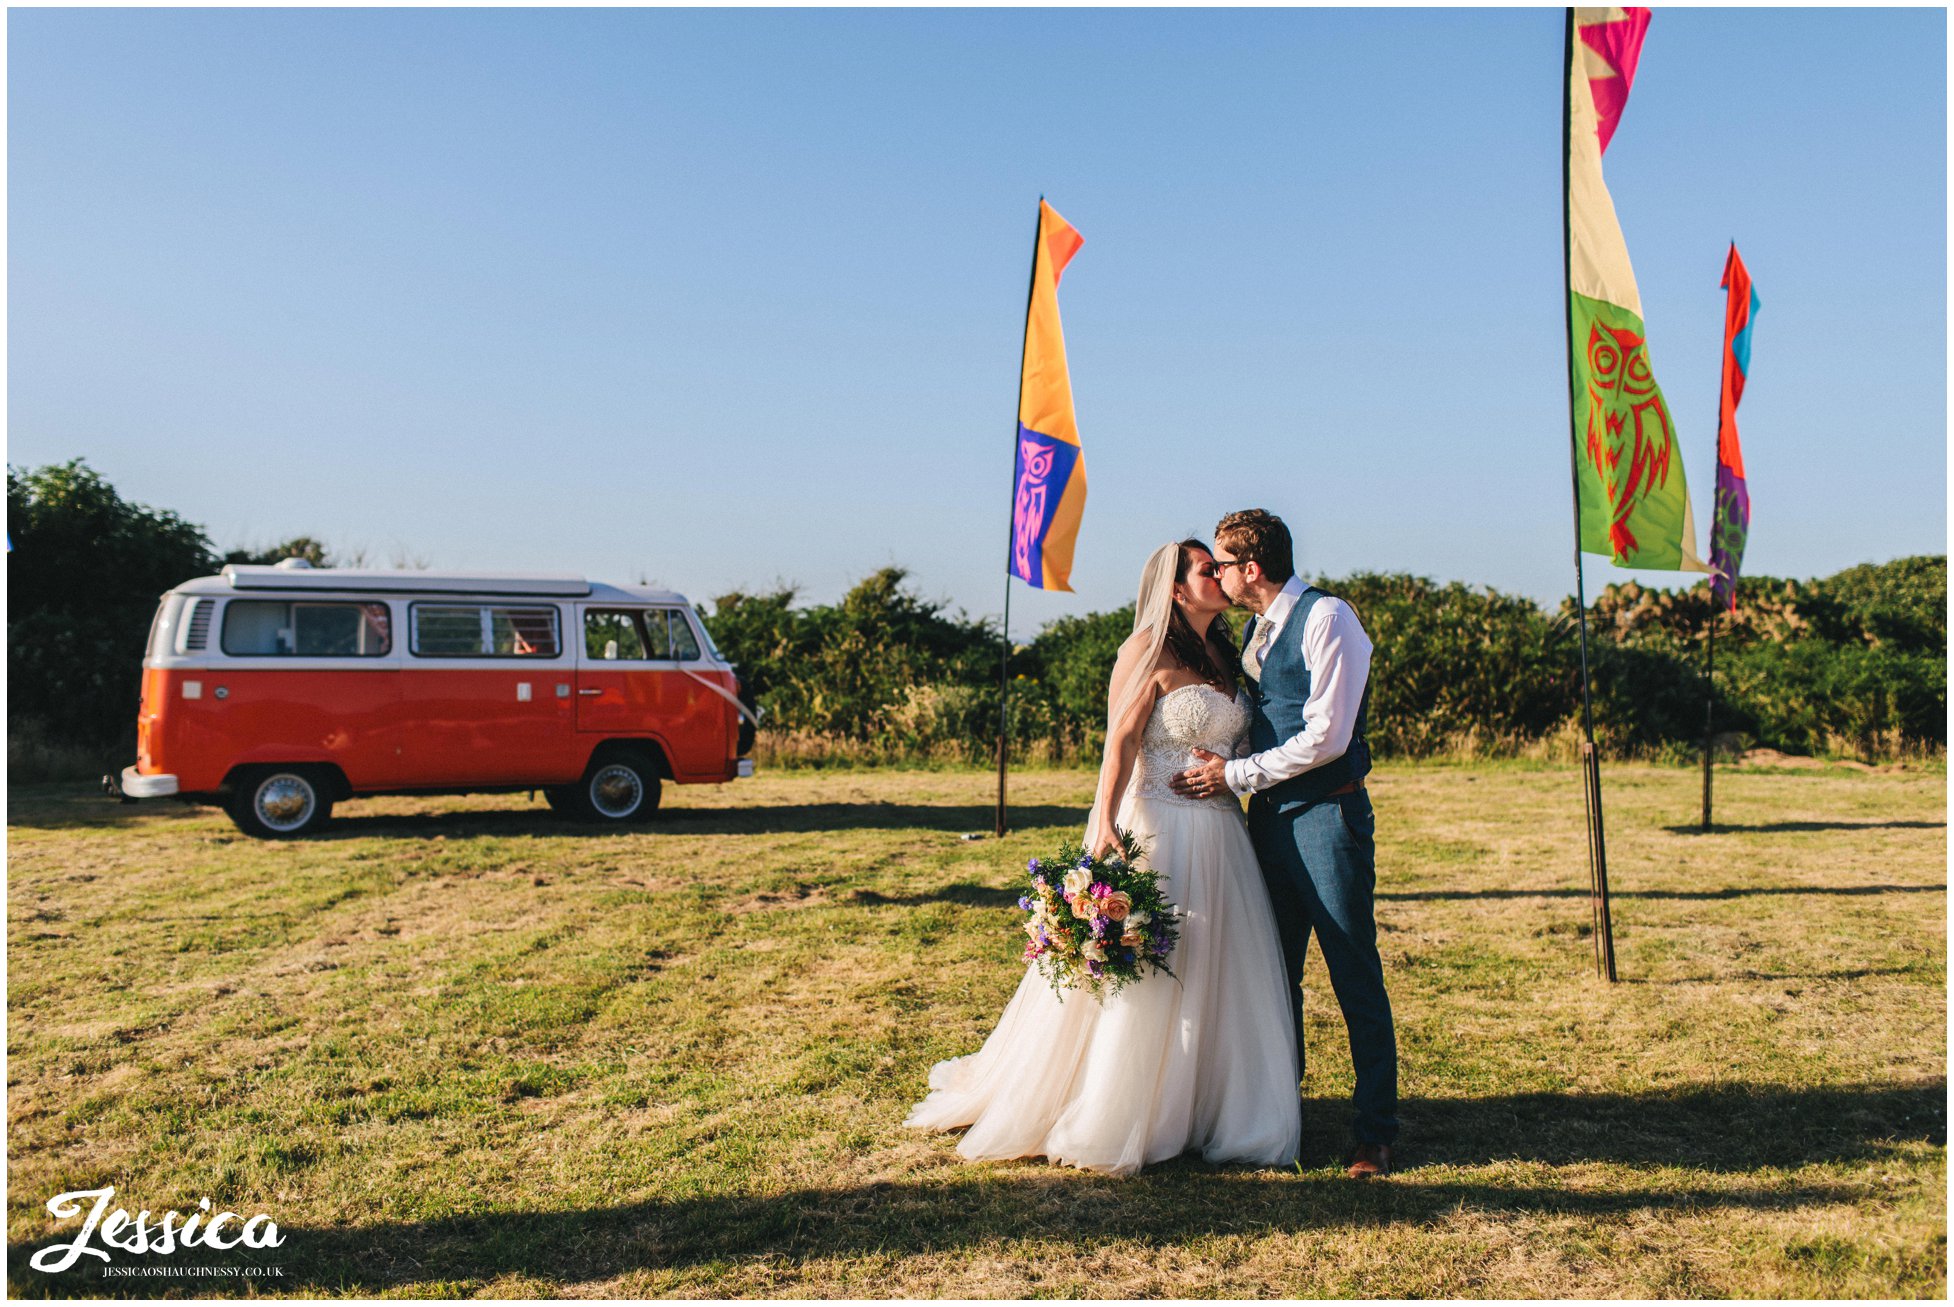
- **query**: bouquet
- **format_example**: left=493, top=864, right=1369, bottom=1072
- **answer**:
left=1017, top=827, right=1180, bottom=1001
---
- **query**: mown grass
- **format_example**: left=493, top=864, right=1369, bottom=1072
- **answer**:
left=7, top=761, right=1945, bottom=1298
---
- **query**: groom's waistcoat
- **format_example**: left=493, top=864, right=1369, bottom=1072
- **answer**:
left=1245, top=586, right=1372, bottom=806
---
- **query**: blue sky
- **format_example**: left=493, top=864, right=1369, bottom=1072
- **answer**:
left=9, top=7, right=1945, bottom=631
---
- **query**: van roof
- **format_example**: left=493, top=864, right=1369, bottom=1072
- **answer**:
left=179, top=566, right=689, bottom=605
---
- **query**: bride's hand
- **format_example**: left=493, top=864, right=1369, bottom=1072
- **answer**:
left=1088, top=826, right=1120, bottom=862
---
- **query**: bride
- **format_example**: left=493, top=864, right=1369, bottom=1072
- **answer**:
left=905, top=539, right=1301, bottom=1174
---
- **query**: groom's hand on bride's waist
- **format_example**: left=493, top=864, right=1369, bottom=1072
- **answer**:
left=1169, top=748, right=1233, bottom=800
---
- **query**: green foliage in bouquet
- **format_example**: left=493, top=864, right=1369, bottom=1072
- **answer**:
left=1017, top=828, right=1180, bottom=1002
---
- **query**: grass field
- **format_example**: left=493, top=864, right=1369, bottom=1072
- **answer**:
left=7, top=760, right=1946, bottom=1298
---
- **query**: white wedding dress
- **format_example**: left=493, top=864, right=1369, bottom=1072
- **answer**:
left=905, top=684, right=1301, bottom=1175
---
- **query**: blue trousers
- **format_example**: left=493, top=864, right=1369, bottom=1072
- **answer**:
left=1248, top=787, right=1399, bottom=1146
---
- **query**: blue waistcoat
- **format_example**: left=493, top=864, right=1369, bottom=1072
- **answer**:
left=1244, top=586, right=1372, bottom=806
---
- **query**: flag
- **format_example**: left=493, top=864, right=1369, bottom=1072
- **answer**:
left=1009, top=199, right=1086, bottom=591
left=1711, top=243, right=1759, bottom=610
left=1566, top=8, right=1709, bottom=573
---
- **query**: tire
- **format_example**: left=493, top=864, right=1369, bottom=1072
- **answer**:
left=569, top=752, right=661, bottom=825
left=734, top=673, right=759, bottom=758
left=227, top=767, right=334, bottom=839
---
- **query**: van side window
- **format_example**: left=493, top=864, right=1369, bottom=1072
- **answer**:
left=221, top=601, right=391, bottom=656
left=642, top=610, right=673, bottom=659
left=411, top=604, right=561, bottom=658
left=585, top=610, right=646, bottom=661
left=666, top=610, right=702, bottom=661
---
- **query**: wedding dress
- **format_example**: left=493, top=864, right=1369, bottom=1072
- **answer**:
left=904, top=682, right=1302, bottom=1175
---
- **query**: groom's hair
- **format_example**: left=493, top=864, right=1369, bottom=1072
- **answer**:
left=1214, top=509, right=1295, bottom=583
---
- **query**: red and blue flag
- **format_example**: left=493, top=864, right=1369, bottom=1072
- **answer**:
left=1711, top=243, right=1759, bottom=609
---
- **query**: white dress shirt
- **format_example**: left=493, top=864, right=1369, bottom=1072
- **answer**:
left=1224, top=575, right=1373, bottom=797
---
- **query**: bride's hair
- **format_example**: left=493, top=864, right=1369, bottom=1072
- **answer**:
left=1164, top=539, right=1240, bottom=693
left=1087, top=540, right=1245, bottom=848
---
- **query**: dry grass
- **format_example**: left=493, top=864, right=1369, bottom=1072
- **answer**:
left=6, top=761, right=1945, bottom=1298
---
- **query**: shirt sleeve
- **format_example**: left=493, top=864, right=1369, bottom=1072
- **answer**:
left=1224, top=598, right=1372, bottom=796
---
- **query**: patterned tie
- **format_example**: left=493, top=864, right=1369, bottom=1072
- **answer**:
left=1244, top=616, right=1274, bottom=681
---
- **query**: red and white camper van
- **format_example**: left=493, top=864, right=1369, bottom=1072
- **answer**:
left=112, top=562, right=757, bottom=837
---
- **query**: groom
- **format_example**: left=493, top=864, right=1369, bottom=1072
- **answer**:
left=1169, top=508, right=1399, bottom=1178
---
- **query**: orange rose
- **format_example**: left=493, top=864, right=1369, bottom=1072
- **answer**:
left=1102, top=891, right=1132, bottom=922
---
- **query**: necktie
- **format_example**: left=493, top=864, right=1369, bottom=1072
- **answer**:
left=1245, top=617, right=1274, bottom=680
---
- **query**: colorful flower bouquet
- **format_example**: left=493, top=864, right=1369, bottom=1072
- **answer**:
left=1017, top=827, right=1180, bottom=1001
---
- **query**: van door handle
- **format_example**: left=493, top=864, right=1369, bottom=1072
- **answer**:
left=578, top=688, right=603, bottom=696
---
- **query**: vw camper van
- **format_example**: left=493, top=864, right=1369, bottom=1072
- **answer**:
left=111, top=562, right=757, bottom=837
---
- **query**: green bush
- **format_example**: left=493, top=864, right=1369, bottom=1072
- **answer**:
left=7, top=460, right=221, bottom=767
left=1332, top=573, right=1580, bottom=755
left=8, top=457, right=1942, bottom=773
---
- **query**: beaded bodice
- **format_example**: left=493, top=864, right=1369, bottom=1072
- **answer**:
left=1130, top=683, right=1249, bottom=808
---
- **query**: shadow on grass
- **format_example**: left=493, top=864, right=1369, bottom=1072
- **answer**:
left=5, top=790, right=1090, bottom=841
left=657, top=803, right=1088, bottom=838
left=1664, top=819, right=1946, bottom=834
left=1362, top=1079, right=1944, bottom=1171
left=10, top=1081, right=1940, bottom=1297
left=290, top=804, right=1091, bottom=842
left=1381, top=885, right=1943, bottom=902
left=1618, top=966, right=1923, bottom=985
left=0, top=1178, right=1877, bottom=1298
left=851, top=883, right=1022, bottom=909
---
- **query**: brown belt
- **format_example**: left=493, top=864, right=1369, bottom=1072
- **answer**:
left=1323, top=779, right=1365, bottom=798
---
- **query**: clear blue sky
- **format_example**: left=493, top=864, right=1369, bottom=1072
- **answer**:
left=9, top=7, right=1945, bottom=632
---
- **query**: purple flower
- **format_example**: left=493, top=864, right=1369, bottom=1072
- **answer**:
left=1091, top=917, right=1108, bottom=939
left=1017, top=896, right=1033, bottom=912
left=1027, top=858, right=1042, bottom=873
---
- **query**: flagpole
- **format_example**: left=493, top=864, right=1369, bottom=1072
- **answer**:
left=1701, top=594, right=1717, bottom=830
left=996, top=199, right=1045, bottom=839
left=1562, top=7, right=1618, bottom=983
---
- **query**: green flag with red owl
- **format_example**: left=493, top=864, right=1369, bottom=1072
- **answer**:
left=1565, top=8, right=1709, bottom=572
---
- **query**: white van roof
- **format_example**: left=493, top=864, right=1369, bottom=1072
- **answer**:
left=182, top=566, right=689, bottom=606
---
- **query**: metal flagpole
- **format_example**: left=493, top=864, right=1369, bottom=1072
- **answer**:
left=996, top=199, right=1046, bottom=838
left=995, top=581, right=1012, bottom=838
left=1561, top=8, right=1618, bottom=982
left=1701, top=587, right=1718, bottom=831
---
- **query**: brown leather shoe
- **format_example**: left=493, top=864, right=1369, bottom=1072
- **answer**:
left=1346, top=1143, right=1393, bottom=1179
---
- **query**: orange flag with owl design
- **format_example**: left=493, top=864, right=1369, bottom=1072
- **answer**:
left=1566, top=8, right=1708, bottom=572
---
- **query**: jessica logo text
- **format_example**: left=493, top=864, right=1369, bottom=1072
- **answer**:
left=28, top=1188, right=284, bottom=1273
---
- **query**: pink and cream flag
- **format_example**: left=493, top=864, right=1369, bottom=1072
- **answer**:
left=1566, top=7, right=1709, bottom=573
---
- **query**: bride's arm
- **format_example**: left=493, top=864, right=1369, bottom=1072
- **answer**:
left=1087, top=635, right=1161, bottom=858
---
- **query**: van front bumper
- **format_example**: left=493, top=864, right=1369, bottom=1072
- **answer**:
left=120, top=767, right=180, bottom=799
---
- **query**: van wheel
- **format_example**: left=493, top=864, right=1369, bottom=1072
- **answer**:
left=572, top=753, right=661, bottom=824
left=228, top=767, right=334, bottom=839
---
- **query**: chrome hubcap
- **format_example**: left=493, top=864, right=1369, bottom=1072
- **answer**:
left=589, top=765, right=643, bottom=819
left=256, top=775, right=315, bottom=831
